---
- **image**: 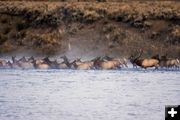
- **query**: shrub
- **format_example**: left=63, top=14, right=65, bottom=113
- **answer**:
left=16, top=31, right=26, bottom=39
left=97, top=0, right=107, bottom=2
left=0, top=41, right=14, bottom=53
left=102, top=24, right=116, bottom=33
left=1, top=18, right=8, bottom=24
left=0, top=34, right=7, bottom=45
left=2, top=27, right=11, bottom=35
left=16, top=22, right=28, bottom=31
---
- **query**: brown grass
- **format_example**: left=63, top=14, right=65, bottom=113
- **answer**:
left=0, top=1, right=179, bottom=57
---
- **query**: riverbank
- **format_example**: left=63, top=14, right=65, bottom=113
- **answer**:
left=0, top=1, right=179, bottom=58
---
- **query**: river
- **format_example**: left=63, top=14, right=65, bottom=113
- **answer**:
left=0, top=69, right=180, bottom=120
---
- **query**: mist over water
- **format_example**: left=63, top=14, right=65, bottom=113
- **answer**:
left=0, top=69, right=180, bottom=120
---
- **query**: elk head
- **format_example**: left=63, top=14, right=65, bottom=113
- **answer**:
left=61, top=55, right=71, bottom=68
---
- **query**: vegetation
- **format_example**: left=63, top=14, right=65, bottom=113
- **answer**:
left=0, top=1, right=179, bottom=57
left=0, top=34, right=7, bottom=45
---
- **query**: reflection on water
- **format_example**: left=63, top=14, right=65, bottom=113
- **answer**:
left=0, top=69, right=180, bottom=120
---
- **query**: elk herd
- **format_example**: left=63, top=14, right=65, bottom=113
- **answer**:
left=129, top=50, right=179, bottom=70
left=0, top=51, right=179, bottom=70
left=0, top=56, right=128, bottom=70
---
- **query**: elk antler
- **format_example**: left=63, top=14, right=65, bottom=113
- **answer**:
left=134, top=49, right=143, bottom=60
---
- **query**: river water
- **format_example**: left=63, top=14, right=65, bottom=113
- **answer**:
left=0, top=69, right=180, bottom=120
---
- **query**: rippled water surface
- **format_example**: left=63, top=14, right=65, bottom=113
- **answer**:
left=0, top=69, right=180, bottom=120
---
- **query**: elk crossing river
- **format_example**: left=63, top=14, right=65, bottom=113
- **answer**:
left=0, top=68, right=180, bottom=120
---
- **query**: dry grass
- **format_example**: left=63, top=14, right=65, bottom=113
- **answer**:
left=0, top=1, right=179, bottom=57
left=0, top=1, right=179, bottom=24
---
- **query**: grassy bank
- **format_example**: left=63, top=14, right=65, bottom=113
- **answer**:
left=0, top=1, right=179, bottom=58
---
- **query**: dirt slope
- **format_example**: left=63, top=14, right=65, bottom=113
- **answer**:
left=0, top=1, right=179, bottom=58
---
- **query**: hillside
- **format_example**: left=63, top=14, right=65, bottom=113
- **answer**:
left=0, top=1, right=179, bottom=58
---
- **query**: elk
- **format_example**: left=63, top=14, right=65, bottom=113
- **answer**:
left=102, top=56, right=128, bottom=68
left=60, top=56, right=71, bottom=69
left=43, top=57, right=59, bottom=69
left=93, top=57, right=121, bottom=70
left=32, top=57, right=50, bottom=69
left=129, top=50, right=160, bottom=69
left=52, top=56, right=71, bottom=69
left=115, top=58, right=128, bottom=68
left=160, top=55, right=180, bottom=69
left=17, top=56, right=34, bottom=69
left=11, top=56, right=22, bottom=69
left=0, top=59, right=7, bottom=67
left=71, top=58, right=94, bottom=70
left=0, top=59, right=11, bottom=68
left=166, top=59, right=179, bottom=68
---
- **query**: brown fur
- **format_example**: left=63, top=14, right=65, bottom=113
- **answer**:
left=0, top=59, right=7, bottom=66
left=114, top=58, right=128, bottom=68
left=94, top=59, right=121, bottom=70
left=58, top=63, right=69, bottom=69
left=130, top=50, right=160, bottom=69
left=71, top=59, right=94, bottom=70
left=0, top=59, right=12, bottom=68
left=166, top=59, right=179, bottom=68
left=160, top=55, right=180, bottom=68
left=34, top=59, right=50, bottom=69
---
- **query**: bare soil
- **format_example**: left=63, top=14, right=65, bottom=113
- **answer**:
left=0, top=1, right=179, bottom=58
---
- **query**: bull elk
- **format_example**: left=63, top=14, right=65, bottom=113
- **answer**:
left=129, top=50, right=160, bottom=69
